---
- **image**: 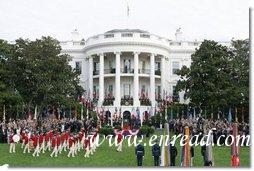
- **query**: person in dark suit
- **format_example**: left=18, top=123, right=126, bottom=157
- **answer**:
left=152, top=140, right=161, bottom=166
left=135, top=143, right=145, bottom=166
left=170, top=143, right=177, bottom=166
left=190, top=146, right=194, bottom=166
left=201, top=143, right=207, bottom=166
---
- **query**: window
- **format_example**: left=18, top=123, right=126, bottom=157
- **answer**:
left=108, top=61, right=112, bottom=69
left=156, top=86, right=161, bottom=99
left=140, top=34, right=150, bottom=38
left=124, top=84, right=131, bottom=97
left=140, top=85, right=146, bottom=98
left=172, top=86, right=179, bottom=102
left=155, top=62, right=161, bottom=71
left=141, top=85, right=146, bottom=93
left=104, top=34, right=114, bottom=38
left=156, top=86, right=161, bottom=95
left=140, top=61, right=146, bottom=74
left=121, top=33, right=133, bottom=37
left=108, top=85, right=113, bottom=97
left=172, top=61, right=180, bottom=75
left=93, top=61, right=99, bottom=75
left=93, top=85, right=99, bottom=99
left=75, top=61, right=82, bottom=74
left=123, top=59, right=131, bottom=73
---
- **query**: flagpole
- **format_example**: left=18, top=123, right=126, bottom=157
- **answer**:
left=241, top=107, right=244, bottom=122
left=33, top=105, right=37, bottom=120
left=204, top=106, right=207, bottom=119
left=126, top=0, right=130, bottom=28
left=86, top=107, right=89, bottom=120
left=81, top=104, right=84, bottom=120
left=235, top=107, right=238, bottom=122
left=3, top=105, right=6, bottom=123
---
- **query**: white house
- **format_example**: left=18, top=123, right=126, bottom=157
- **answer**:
left=61, top=29, right=201, bottom=118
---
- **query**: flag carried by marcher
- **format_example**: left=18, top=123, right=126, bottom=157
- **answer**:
left=180, top=126, right=191, bottom=166
left=228, top=107, right=232, bottom=123
left=231, top=123, right=240, bottom=166
left=34, top=105, right=38, bottom=120
left=160, top=123, right=170, bottom=166
left=81, top=104, right=84, bottom=120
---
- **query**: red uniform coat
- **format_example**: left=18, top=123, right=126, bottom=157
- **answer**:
left=78, top=132, right=83, bottom=141
left=56, top=135, right=61, bottom=146
left=117, top=134, right=123, bottom=143
left=61, top=133, right=65, bottom=142
left=85, top=137, right=91, bottom=149
left=51, top=137, right=56, bottom=147
left=68, top=137, right=74, bottom=148
left=33, top=135, right=38, bottom=147
left=45, top=132, right=50, bottom=142
left=24, top=135, right=29, bottom=144
left=9, top=134, right=14, bottom=143
left=21, top=132, right=25, bottom=140
left=66, top=132, right=69, bottom=141
left=49, top=131, right=53, bottom=141
left=39, top=134, right=44, bottom=144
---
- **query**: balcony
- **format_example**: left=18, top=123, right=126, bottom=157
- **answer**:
left=121, top=67, right=134, bottom=74
left=103, top=97, right=115, bottom=106
left=121, top=96, right=133, bottom=106
left=139, top=69, right=150, bottom=74
left=104, top=68, right=116, bottom=74
left=155, top=94, right=163, bottom=103
left=139, top=97, right=151, bottom=106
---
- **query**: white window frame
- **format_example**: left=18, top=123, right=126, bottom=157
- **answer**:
left=172, top=61, right=180, bottom=75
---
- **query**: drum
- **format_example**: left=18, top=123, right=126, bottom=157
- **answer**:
left=29, top=141, right=34, bottom=149
left=13, top=134, right=20, bottom=143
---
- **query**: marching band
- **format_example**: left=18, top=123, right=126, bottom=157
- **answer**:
left=5, top=119, right=101, bottom=159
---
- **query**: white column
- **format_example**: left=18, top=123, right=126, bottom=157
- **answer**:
left=114, top=52, right=121, bottom=107
left=89, top=56, right=93, bottom=100
left=99, top=53, right=104, bottom=106
left=161, top=56, right=165, bottom=99
left=133, top=52, right=140, bottom=107
left=150, top=53, right=155, bottom=107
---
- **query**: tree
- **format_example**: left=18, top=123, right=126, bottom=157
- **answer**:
left=227, top=39, right=249, bottom=107
left=175, top=39, right=249, bottom=110
left=176, top=40, right=231, bottom=107
left=9, top=37, right=84, bottom=111
left=0, top=39, right=22, bottom=120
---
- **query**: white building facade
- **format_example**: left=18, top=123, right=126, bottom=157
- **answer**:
left=61, top=29, right=201, bottom=117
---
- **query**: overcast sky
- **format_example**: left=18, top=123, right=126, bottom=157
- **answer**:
left=0, top=0, right=250, bottom=42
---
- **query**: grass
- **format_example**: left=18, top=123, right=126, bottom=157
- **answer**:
left=0, top=130, right=250, bottom=167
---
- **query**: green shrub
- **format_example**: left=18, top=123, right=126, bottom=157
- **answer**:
left=139, top=125, right=155, bottom=137
left=99, top=126, right=114, bottom=136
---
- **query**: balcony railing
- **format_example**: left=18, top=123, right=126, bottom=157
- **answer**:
left=104, top=68, right=116, bottom=74
left=93, top=70, right=99, bottom=75
left=173, top=94, right=180, bottom=102
left=121, top=97, right=133, bottom=106
left=121, top=67, right=134, bottom=74
left=155, top=70, right=161, bottom=76
left=103, top=97, right=115, bottom=106
left=139, top=69, right=150, bottom=74
left=139, top=98, right=151, bottom=106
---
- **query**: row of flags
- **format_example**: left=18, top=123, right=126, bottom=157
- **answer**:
left=161, top=104, right=243, bottom=123
left=160, top=122, right=241, bottom=167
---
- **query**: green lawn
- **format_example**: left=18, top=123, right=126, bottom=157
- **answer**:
left=0, top=131, right=250, bottom=167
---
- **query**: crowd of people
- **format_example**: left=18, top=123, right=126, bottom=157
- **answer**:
left=168, top=115, right=249, bottom=146
left=0, top=111, right=249, bottom=166
left=0, top=117, right=101, bottom=158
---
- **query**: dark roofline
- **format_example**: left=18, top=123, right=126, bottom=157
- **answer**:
left=105, top=29, right=149, bottom=34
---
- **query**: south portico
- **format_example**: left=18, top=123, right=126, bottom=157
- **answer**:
left=87, top=51, right=166, bottom=111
